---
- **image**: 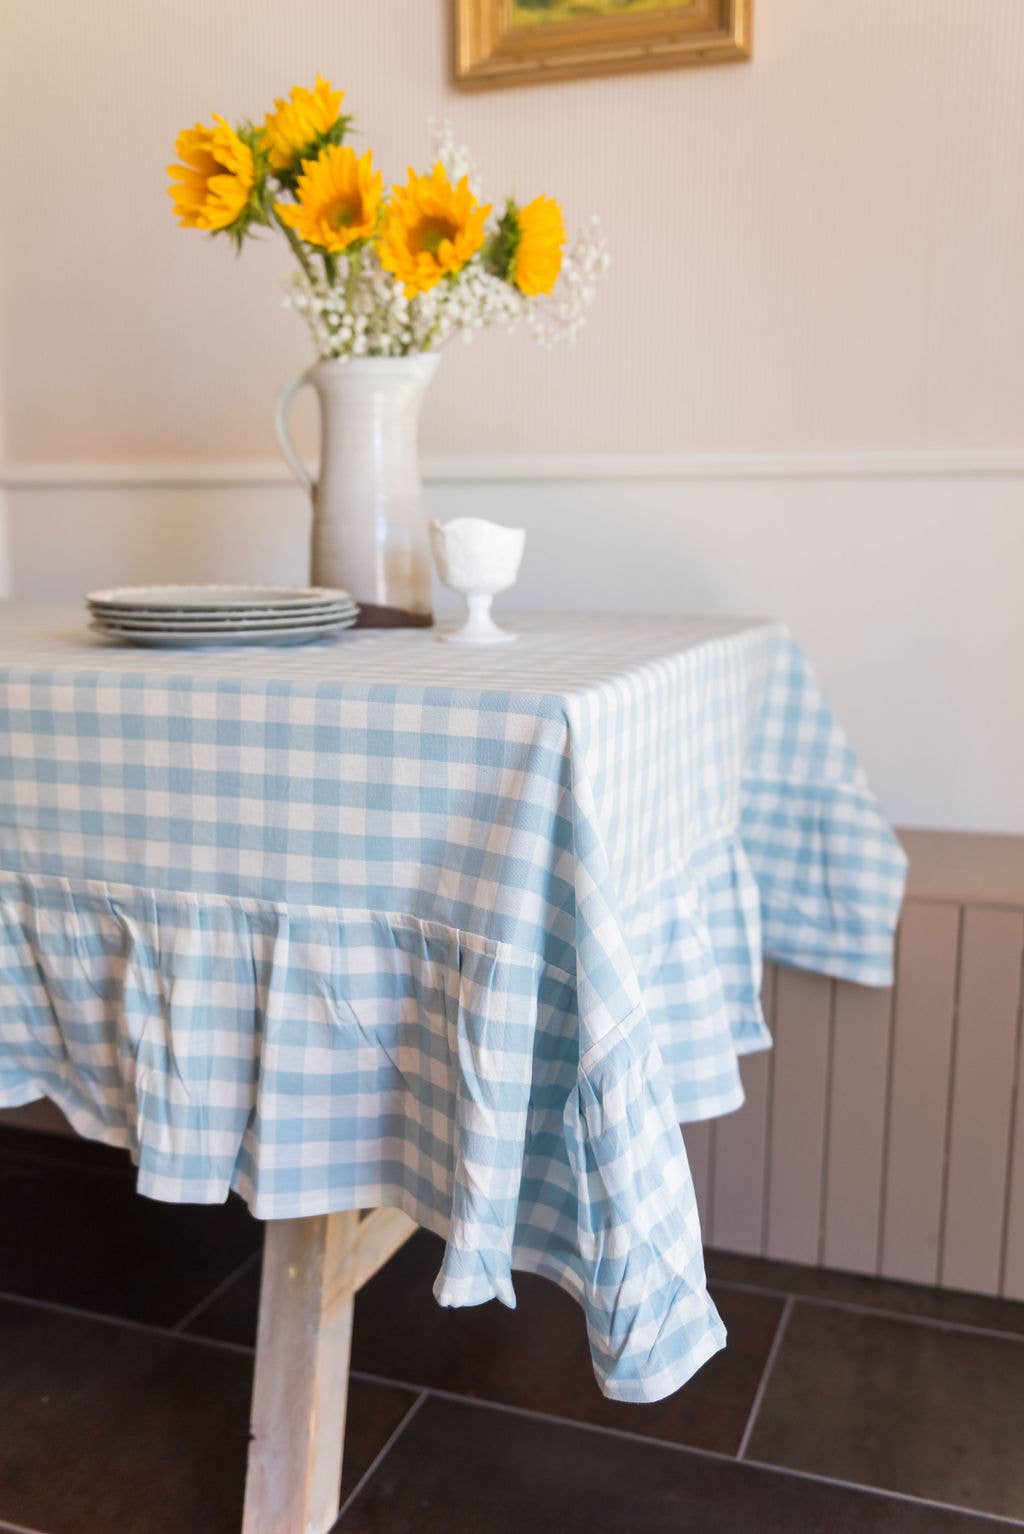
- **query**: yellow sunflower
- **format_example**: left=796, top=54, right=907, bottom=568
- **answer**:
left=166, top=116, right=254, bottom=232
left=275, top=145, right=382, bottom=253
left=379, top=164, right=492, bottom=297
left=510, top=195, right=566, bottom=297
left=263, top=75, right=345, bottom=173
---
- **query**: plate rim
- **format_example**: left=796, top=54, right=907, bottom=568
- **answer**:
left=89, top=605, right=358, bottom=619
left=89, top=606, right=357, bottom=626
left=89, top=618, right=356, bottom=647
left=91, top=616, right=358, bottom=635
left=86, top=583, right=353, bottom=610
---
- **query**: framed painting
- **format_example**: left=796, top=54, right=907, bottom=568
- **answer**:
left=454, top=0, right=751, bottom=90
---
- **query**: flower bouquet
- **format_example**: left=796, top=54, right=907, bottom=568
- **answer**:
left=167, top=77, right=607, bottom=625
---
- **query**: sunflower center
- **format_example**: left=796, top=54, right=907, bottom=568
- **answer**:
left=415, top=218, right=459, bottom=256
left=326, top=196, right=361, bottom=230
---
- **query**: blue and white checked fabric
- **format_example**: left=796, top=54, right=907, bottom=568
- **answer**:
left=0, top=606, right=905, bottom=1402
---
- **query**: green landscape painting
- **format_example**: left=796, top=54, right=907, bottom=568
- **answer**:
left=511, top=0, right=696, bottom=25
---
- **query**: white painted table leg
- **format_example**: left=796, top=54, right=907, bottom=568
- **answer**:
left=242, top=1211, right=360, bottom=1534
left=241, top=1208, right=417, bottom=1534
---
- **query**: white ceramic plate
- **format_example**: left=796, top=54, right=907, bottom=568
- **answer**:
left=93, top=611, right=358, bottom=634
left=90, top=607, right=357, bottom=632
left=90, top=619, right=357, bottom=649
left=86, top=584, right=353, bottom=613
left=89, top=602, right=357, bottom=623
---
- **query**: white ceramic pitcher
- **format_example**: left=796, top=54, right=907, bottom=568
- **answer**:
left=275, top=353, right=439, bottom=627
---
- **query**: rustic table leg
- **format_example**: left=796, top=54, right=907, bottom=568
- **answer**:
left=242, top=1211, right=360, bottom=1534
left=242, top=1208, right=417, bottom=1534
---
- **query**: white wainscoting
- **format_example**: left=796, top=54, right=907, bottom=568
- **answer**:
left=1, top=451, right=1021, bottom=833
left=685, top=830, right=1024, bottom=1299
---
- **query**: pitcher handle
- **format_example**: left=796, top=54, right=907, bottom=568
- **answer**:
left=275, top=368, right=316, bottom=495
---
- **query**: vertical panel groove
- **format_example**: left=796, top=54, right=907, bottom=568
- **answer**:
left=997, top=937, right=1024, bottom=1294
left=874, top=919, right=902, bottom=1274
left=817, top=980, right=838, bottom=1266
left=765, top=969, right=832, bottom=1263
left=939, top=906, right=1024, bottom=1292
left=880, top=899, right=961, bottom=1284
left=936, top=905, right=966, bottom=1282
left=760, top=964, right=777, bottom=1257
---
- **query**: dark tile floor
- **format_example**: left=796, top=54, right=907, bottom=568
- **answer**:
left=2, top=1124, right=1022, bottom=1533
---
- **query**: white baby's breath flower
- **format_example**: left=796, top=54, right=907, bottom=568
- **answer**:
left=428, top=119, right=482, bottom=198
left=525, top=216, right=610, bottom=346
left=281, top=130, right=608, bottom=360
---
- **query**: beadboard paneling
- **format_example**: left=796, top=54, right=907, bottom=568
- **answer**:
left=701, top=860, right=1024, bottom=1301
left=764, top=969, right=833, bottom=1266
left=940, top=907, right=1024, bottom=1294
left=878, top=902, right=961, bottom=1285
left=1003, top=1024, right=1024, bottom=1301
left=820, top=979, right=892, bottom=1276
left=709, top=966, right=775, bottom=1255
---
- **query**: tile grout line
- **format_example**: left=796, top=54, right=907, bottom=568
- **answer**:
left=350, top=1367, right=754, bottom=1460
left=170, top=1249, right=262, bottom=1333
left=4, top=1223, right=1024, bottom=1350
left=1, top=1287, right=1020, bottom=1529
left=349, top=1366, right=769, bottom=1462
left=348, top=1371, right=1024, bottom=1529
left=740, top=1457, right=1024, bottom=1531
left=3, top=1257, right=1023, bottom=1369
left=0, top=1287, right=256, bottom=1358
left=708, top=1274, right=1024, bottom=1348
left=334, top=1391, right=428, bottom=1524
left=736, top=1293, right=793, bottom=1460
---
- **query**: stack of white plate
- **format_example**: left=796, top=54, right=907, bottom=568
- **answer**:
left=86, top=586, right=359, bottom=647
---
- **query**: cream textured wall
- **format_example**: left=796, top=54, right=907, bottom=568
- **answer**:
left=1, top=1, right=1022, bottom=834
left=2, top=0, right=1023, bottom=458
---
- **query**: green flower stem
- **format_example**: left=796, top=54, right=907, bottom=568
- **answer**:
left=345, top=245, right=363, bottom=305
left=272, top=208, right=317, bottom=283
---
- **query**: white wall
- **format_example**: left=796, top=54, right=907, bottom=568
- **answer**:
left=4, top=458, right=1021, bottom=835
left=1, top=0, right=1022, bottom=834
left=2, top=0, right=1023, bottom=458
left=0, top=245, right=10, bottom=600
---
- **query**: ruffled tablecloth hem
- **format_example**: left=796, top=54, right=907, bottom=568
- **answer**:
left=591, top=1320, right=727, bottom=1405
left=0, top=1080, right=727, bottom=1404
left=763, top=945, right=896, bottom=989
left=513, top=1246, right=728, bottom=1403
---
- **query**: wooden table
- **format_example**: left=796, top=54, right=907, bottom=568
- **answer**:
left=0, top=609, right=907, bottom=1528
left=243, top=1209, right=417, bottom=1534
left=2, top=1099, right=416, bottom=1534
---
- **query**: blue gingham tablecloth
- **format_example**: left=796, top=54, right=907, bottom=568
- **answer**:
left=0, top=606, right=905, bottom=1402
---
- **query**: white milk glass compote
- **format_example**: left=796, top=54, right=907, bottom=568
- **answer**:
left=429, top=518, right=526, bottom=644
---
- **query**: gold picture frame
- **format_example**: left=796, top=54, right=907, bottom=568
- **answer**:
left=454, top=0, right=751, bottom=91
